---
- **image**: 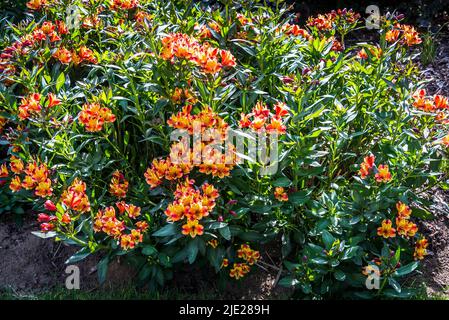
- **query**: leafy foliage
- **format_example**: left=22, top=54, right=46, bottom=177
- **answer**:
left=0, top=0, right=447, bottom=298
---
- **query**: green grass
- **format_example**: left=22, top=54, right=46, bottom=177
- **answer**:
left=0, top=286, right=222, bottom=300
left=411, top=282, right=448, bottom=300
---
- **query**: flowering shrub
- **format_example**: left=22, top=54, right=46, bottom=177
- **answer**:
left=0, top=0, right=447, bottom=298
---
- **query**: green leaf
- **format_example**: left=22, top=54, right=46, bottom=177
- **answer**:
left=393, top=261, right=419, bottom=277
left=97, top=256, right=109, bottom=284
left=142, top=245, right=157, bottom=256
left=273, top=177, right=292, bottom=187
left=56, top=72, right=65, bottom=91
left=289, top=191, right=310, bottom=205
left=278, top=276, right=299, bottom=287
left=31, top=231, right=56, bottom=239
left=321, top=230, right=335, bottom=249
left=388, top=277, right=401, bottom=293
left=186, top=238, right=200, bottom=264
left=65, top=248, right=91, bottom=264
left=219, top=226, right=232, bottom=240
left=153, top=223, right=178, bottom=237
left=412, top=207, right=434, bottom=220
left=334, top=270, right=346, bottom=281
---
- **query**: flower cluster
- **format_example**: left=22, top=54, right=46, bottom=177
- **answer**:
left=171, top=87, right=197, bottom=105
left=412, top=89, right=448, bottom=113
left=78, top=102, right=116, bottom=132
left=239, top=101, right=289, bottom=134
left=18, top=92, right=61, bottom=120
left=163, top=178, right=219, bottom=238
left=110, top=0, right=139, bottom=11
left=229, top=263, right=251, bottom=280
left=109, top=170, right=129, bottom=198
left=94, top=202, right=148, bottom=250
left=358, top=155, right=392, bottom=183
left=195, top=22, right=221, bottom=39
left=6, top=158, right=53, bottom=198
left=237, top=244, right=260, bottom=265
left=145, top=105, right=235, bottom=184
left=60, top=178, right=91, bottom=213
left=307, top=9, right=360, bottom=31
left=385, top=24, right=422, bottom=46
left=377, top=202, right=418, bottom=238
left=281, top=24, right=312, bottom=40
left=26, top=0, right=48, bottom=11
left=53, top=46, right=97, bottom=65
left=160, top=33, right=236, bottom=74
left=274, top=187, right=288, bottom=201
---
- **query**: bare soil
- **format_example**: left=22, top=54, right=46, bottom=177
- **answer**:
left=0, top=215, right=291, bottom=299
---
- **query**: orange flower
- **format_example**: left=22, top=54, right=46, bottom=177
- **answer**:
left=26, top=0, right=47, bottom=10
left=47, top=93, right=61, bottom=108
left=94, top=206, right=125, bottom=238
left=60, top=178, right=91, bottom=213
left=10, top=176, right=22, bottom=192
left=160, top=33, right=234, bottom=74
left=357, top=48, right=368, bottom=59
left=120, top=234, right=135, bottom=250
left=229, top=263, right=250, bottom=279
left=307, top=14, right=333, bottom=31
left=78, top=103, right=116, bottom=132
left=56, top=20, right=69, bottom=35
left=414, top=238, right=429, bottom=260
left=125, top=204, right=141, bottom=219
left=109, top=170, right=129, bottom=198
left=396, top=218, right=418, bottom=237
left=237, top=244, right=260, bottom=265
left=136, top=221, right=149, bottom=233
left=78, top=46, right=97, bottom=64
left=220, top=49, right=236, bottom=68
left=221, top=258, right=229, bottom=268
left=61, top=213, right=72, bottom=224
left=18, top=93, right=42, bottom=120
left=239, top=113, right=252, bottom=128
left=441, top=135, right=449, bottom=147
left=182, top=219, right=204, bottom=238
left=375, top=164, right=392, bottom=183
left=34, top=179, right=53, bottom=197
left=144, top=167, right=162, bottom=189
left=111, top=0, right=139, bottom=10
left=396, top=201, right=412, bottom=219
left=377, top=219, right=396, bottom=238
left=0, top=164, right=8, bottom=178
left=266, top=117, right=286, bottom=134
left=434, top=95, right=449, bottom=110
left=53, top=47, right=72, bottom=64
left=208, top=239, right=218, bottom=248
left=401, top=25, right=421, bottom=46
left=274, top=187, right=288, bottom=202
left=358, top=154, right=375, bottom=179
left=385, top=29, right=400, bottom=42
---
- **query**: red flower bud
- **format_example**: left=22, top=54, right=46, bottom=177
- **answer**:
left=40, top=222, right=54, bottom=232
left=38, top=213, right=50, bottom=223
left=44, top=200, right=57, bottom=211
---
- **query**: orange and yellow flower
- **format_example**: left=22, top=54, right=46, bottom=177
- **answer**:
left=377, top=219, right=396, bottom=238
left=78, top=102, right=116, bottom=132
left=109, top=170, right=129, bottom=198
left=274, top=187, right=288, bottom=202
left=414, top=238, right=429, bottom=260
left=375, top=164, right=392, bottom=183
left=181, top=219, right=204, bottom=238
